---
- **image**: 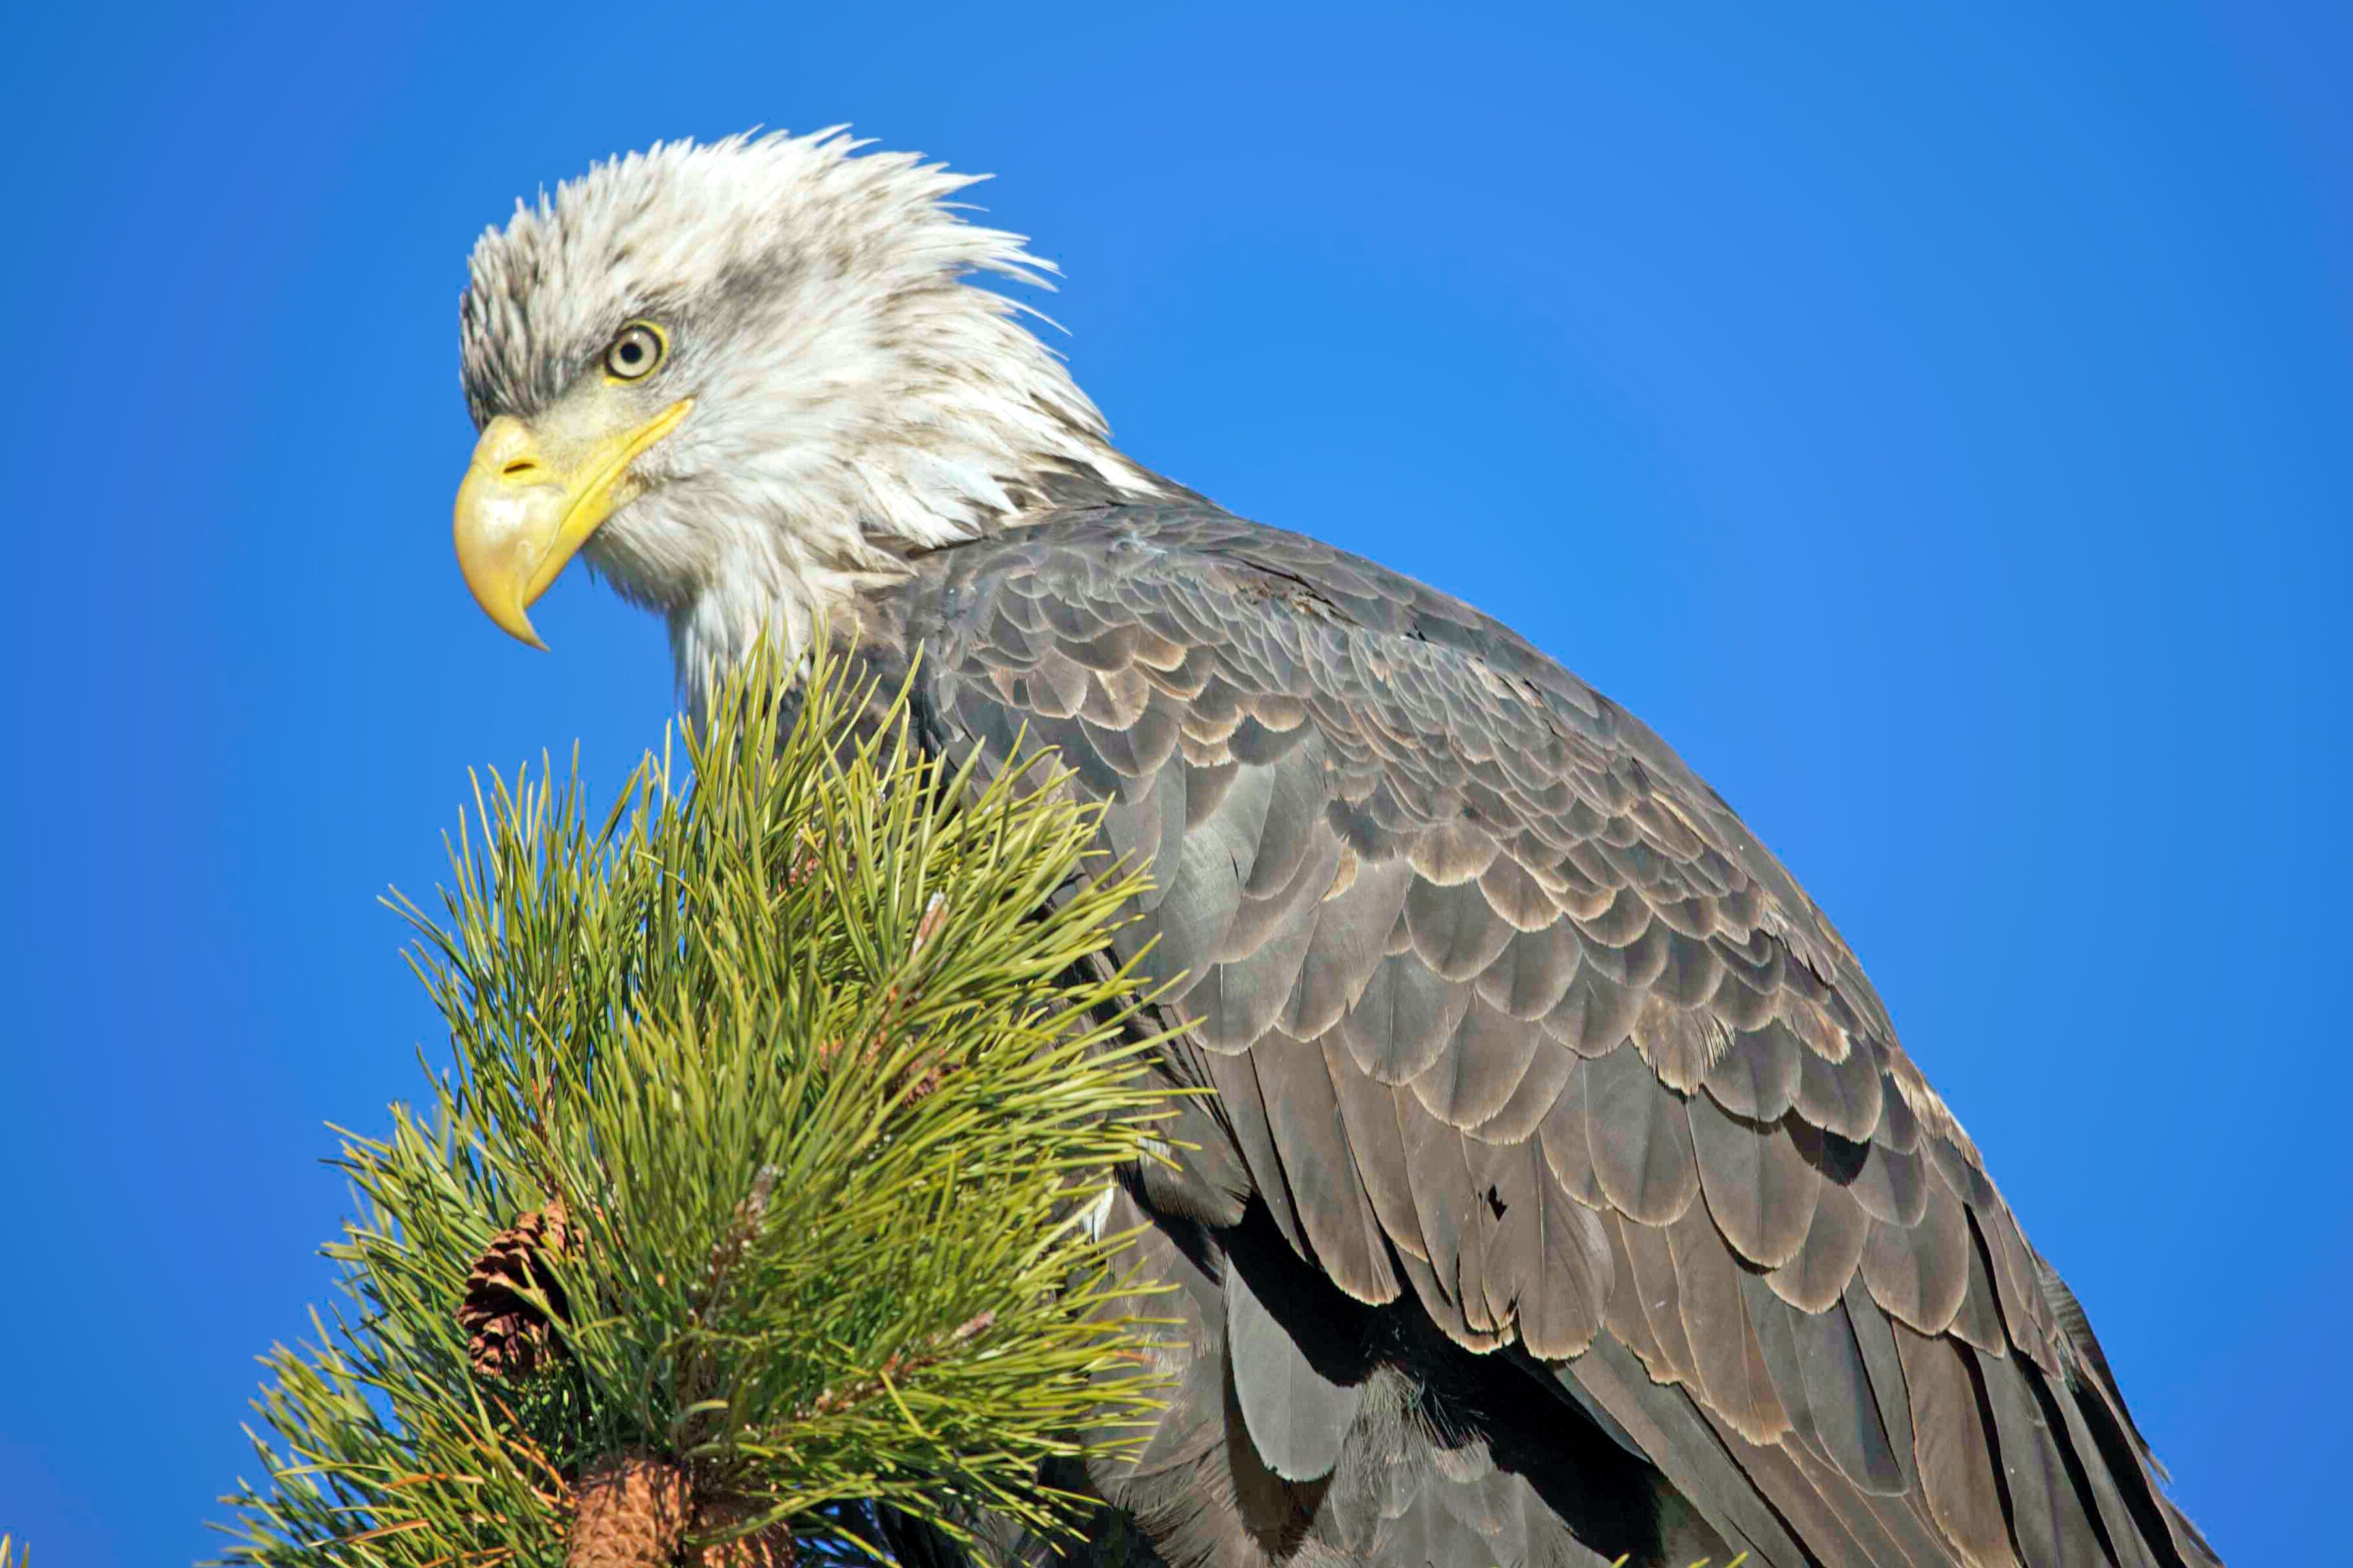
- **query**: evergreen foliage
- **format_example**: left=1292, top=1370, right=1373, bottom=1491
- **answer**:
left=217, top=651, right=1174, bottom=1566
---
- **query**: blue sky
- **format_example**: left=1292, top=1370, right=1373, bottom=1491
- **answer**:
left=1, top=3, right=2345, bottom=1561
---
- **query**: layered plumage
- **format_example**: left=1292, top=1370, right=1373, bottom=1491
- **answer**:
left=453, top=130, right=2220, bottom=1568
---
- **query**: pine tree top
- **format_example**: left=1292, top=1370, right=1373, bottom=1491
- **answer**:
left=218, top=650, right=1177, bottom=1567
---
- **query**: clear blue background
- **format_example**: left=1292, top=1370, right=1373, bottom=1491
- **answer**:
left=1, top=3, right=2344, bottom=1561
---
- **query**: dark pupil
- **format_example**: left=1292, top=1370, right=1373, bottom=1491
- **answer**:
left=617, top=337, right=645, bottom=367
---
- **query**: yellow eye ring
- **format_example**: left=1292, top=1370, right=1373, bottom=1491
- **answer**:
left=604, top=321, right=667, bottom=382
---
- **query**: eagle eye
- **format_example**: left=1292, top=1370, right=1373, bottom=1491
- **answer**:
left=604, top=322, right=667, bottom=382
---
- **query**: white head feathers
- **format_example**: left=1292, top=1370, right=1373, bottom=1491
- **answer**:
left=459, top=129, right=1166, bottom=682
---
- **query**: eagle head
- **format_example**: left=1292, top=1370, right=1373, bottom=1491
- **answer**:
left=451, top=130, right=1156, bottom=686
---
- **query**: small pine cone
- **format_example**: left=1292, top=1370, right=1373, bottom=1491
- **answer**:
left=690, top=1496, right=796, bottom=1568
left=458, top=1201, right=571, bottom=1379
left=568, top=1453, right=689, bottom=1568
left=899, top=1049, right=949, bottom=1103
left=696, top=1528, right=795, bottom=1568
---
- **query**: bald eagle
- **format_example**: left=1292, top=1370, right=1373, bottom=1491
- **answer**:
left=451, top=130, right=2217, bottom=1568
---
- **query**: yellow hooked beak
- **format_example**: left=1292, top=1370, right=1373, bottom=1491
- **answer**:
left=451, top=399, right=693, bottom=648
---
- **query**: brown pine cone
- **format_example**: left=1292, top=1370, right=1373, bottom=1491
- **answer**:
left=690, top=1496, right=797, bottom=1568
left=568, top=1453, right=690, bottom=1568
left=457, top=1200, right=571, bottom=1379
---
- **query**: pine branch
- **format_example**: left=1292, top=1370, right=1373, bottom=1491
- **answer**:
left=217, top=646, right=1174, bottom=1567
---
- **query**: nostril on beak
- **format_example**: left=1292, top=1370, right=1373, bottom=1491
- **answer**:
left=500, top=459, right=541, bottom=479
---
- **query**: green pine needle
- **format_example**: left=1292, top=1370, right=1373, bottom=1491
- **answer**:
left=216, top=646, right=1177, bottom=1566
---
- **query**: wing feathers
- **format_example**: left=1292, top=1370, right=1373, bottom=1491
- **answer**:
left=1863, top=1173, right=1974, bottom=1334
left=1667, top=1202, right=1791, bottom=1445
left=1707, top=1020, right=1804, bottom=1121
left=1766, top=1175, right=1871, bottom=1314
left=1254, top=1034, right=1400, bottom=1304
left=1412, top=997, right=1543, bottom=1128
left=1689, top=1092, right=1823, bottom=1269
left=1613, top=1209, right=1699, bottom=1389
left=1339, top=954, right=1468, bottom=1086
left=1844, top=1271, right=1922, bottom=1495
left=1202, top=1048, right=1305, bottom=1253
left=1470, top=1038, right=1577, bottom=1144
left=1281, top=849, right=1414, bottom=1040
left=1894, top=1322, right=2021, bottom=1567
left=1795, top=1029, right=1886, bottom=1140
left=1583, top=1044, right=1701, bottom=1225
left=888, top=512, right=2208, bottom=1568
left=1558, top=1336, right=1806, bottom=1568
left=1975, top=1346, right=2110, bottom=1568
left=1394, top=1085, right=1496, bottom=1338
left=1521, top=1171, right=1612, bottom=1359
left=1742, top=1274, right=1906, bottom=1496
left=1326, top=1040, right=1434, bottom=1265
left=1225, top=1258, right=1365, bottom=1482
left=1537, top=1056, right=1608, bottom=1207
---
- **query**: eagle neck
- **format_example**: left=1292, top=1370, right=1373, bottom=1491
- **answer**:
left=661, top=426, right=1174, bottom=708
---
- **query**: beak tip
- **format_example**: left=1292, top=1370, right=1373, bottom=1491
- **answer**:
left=466, top=582, right=551, bottom=650
left=500, top=607, right=551, bottom=652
